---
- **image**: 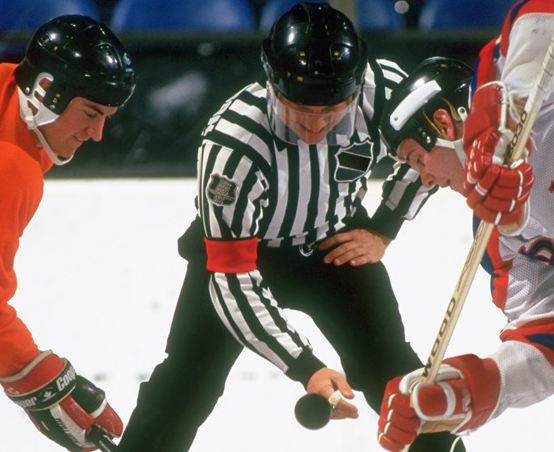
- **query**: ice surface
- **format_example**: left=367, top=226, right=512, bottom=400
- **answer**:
left=2, top=178, right=553, bottom=451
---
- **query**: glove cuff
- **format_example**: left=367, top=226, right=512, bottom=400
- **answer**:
left=443, top=354, right=501, bottom=433
left=0, top=350, right=77, bottom=411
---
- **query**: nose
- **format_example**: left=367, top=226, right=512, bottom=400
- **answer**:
left=304, top=115, right=327, bottom=132
left=87, top=119, right=106, bottom=142
left=420, top=170, right=435, bottom=188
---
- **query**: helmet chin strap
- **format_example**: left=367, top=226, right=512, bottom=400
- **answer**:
left=33, top=127, right=73, bottom=166
left=18, top=79, right=73, bottom=166
left=432, top=106, right=467, bottom=167
left=435, top=137, right=466, bottom=167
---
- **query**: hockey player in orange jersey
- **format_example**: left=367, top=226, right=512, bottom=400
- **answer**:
left=0, top=14, right=135, bottom=451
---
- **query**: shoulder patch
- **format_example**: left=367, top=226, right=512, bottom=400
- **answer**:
left=334, top=139, right=374, bottom=182
left=206, top=174, right=239, bottom=206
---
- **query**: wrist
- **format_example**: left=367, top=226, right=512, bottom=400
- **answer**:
left=0, top=350, right=76, bottom=411
left=497, top=201, right=529, bottom=236
left=285, top=350, right=326, bottom=388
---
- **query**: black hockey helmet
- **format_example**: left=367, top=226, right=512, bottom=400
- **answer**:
left=15, top=14, right=136, bottom=115
left=261, top=2, right=368, bottom=106
left=380, top=57, right=473, bottom=157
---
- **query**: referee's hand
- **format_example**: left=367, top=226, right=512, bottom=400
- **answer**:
left=320, top=229, right=391, bottom=266
left=306, top=367, right=359, bottom=420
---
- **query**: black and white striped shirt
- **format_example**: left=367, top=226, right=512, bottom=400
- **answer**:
left=195, top=59, right=434, bottom=378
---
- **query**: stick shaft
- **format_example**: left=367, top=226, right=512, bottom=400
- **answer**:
left=86, top=425, right=119, bottom=452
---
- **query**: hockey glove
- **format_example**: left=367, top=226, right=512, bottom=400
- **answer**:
left=463, top=81, right=534, bottom=228
left=0, top=350, right=123, bottom=451
left=378, top=354, right=501, bottom=452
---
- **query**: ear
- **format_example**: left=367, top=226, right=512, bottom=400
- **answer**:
left=31, top=77, right=53, bottom=105
left=38, top=78, right=52, bottom=90
left=432, top=108, right=456, bottom=140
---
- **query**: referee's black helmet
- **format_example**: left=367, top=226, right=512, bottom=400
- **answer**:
left=261, top=2, right=368, bottom=106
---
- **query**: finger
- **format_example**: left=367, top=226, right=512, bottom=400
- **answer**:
left=486, top=183, right=525, bottom=200
left=473, top=203, right=522, bottom=225
left=465, top=168, right=499, bottom=209
left=378, top=417, right=418, bottom=447
left=387, top=393, right=416, bottom=418
left=331, top=399, right=358, bottom=420
left=378, top=432, right=409, bottom=452
left=482, top=191, right=530, bottom=212
left=323, top=243, right=355, bottom=264
left=319, top=232, right=350, bottom=250
left=334, top=381, right=354, bottom=399
left=472, top=164, right=501, bottom=196
left=318, top=236, right=336, bottom=250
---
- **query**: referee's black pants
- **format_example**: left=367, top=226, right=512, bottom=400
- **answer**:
left=118, top=240, right=464, bottom=452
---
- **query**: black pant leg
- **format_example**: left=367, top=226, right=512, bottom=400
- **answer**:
left=258, top=247, right=465, bottom=452
left=118, top=263, right=242, bottom=452
left=296, top=259, right=423, bottom=409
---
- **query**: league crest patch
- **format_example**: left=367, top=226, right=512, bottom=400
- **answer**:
left=334, top=139, right=373, bottom=182
left=206, top=174, right=239, bottom=206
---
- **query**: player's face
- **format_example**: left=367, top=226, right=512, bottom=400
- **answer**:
left=278, top=95, right=352, bottom=145
left=397, top=138, right=465, bottom=193
left=39, top=97, right=118, bottom=158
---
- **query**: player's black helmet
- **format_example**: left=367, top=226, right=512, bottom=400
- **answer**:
left=380, top=57, right=473, bottom=157
left=261, top=2, right=368, bottom=106
left=15, top=14, right=136, bottom=115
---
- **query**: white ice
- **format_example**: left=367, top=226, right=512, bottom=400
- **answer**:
left=2, top=178, right=554, bottom=451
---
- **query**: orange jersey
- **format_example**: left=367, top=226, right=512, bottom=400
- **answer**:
left=0, top=64, right=53, bottom=376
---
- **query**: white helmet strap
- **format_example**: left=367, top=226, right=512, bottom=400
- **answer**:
left=18, top=72, right=59, bottom=127
left=18, top=74, right=73, bottom=166
left=435, top=137, right=466, bottom=167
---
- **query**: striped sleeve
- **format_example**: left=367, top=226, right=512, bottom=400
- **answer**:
left=363, top=60, right=439, bottom=239
left=198, top=85, right=326, bottom=385
left=368, top=162, right=438, bottom=239
left=209, top=271, right=324, bottom=382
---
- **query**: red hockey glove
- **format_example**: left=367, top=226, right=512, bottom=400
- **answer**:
left=463, top=81, right=534, bottom=227
left=378, top=354, right=501, bottom=452
left=0, top=351, right=122, bottom=451
left=378, top=375, right=420, bottom=452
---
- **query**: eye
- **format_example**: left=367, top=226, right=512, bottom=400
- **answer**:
left=415, top=156, right=426, bottom=169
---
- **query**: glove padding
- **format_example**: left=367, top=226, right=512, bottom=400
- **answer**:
left=463, top=81, right=534, bottom=227
left=0, top=351, right=122, bottom=451
left=378, top=375, right=420, bottom=452
left=377, top=354, right=501, bottom=452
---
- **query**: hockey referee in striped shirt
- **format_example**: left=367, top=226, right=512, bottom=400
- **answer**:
left=119, top=3, right=463, bottom=452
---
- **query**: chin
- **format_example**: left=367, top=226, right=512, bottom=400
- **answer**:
left=56, top=149, right=78, bottom=159
left=300, top=134, right=326, bottom=145
left=451, top=184, right=464, bottom=194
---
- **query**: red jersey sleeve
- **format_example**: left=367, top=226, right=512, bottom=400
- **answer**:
left=0, top=141, right=45, bottom=376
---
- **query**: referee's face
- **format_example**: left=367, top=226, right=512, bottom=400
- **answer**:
left=278, top=95, right=352, bottom=144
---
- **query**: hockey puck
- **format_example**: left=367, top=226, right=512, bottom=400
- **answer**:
left=294, top=393, right=332, bottom=430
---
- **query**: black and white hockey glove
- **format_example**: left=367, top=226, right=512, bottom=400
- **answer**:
left=0, top=350, right=122, bottom=451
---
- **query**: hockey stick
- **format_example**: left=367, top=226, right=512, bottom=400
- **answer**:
left=86, top=424, right=119, bottom=452
left=420, top=30, right=554, bottom=385
left=396, top=31, right=554, bottom=452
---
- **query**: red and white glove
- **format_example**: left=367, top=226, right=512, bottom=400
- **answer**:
left=378, top=354, right=501, bottom=452
left=463, top=81, right=534, bottom=228
left=0, top=351, right=122, bottom=451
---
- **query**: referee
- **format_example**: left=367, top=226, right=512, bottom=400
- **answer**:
left=119, top=3, right=463, bottom=452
